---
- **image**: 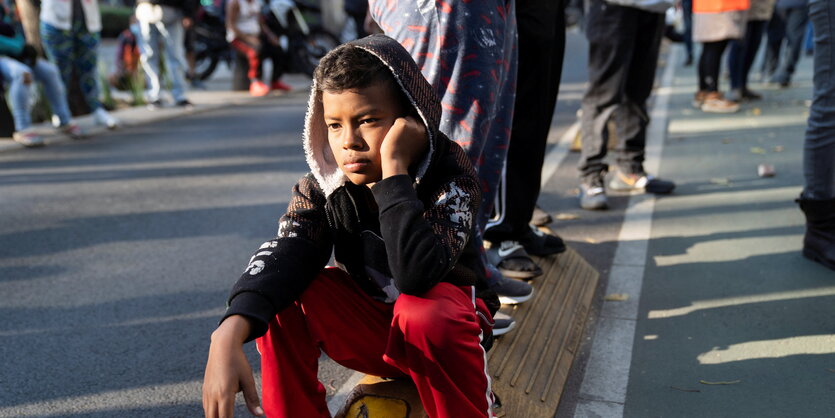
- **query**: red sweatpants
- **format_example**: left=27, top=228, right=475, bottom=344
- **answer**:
left=255, top=267, right=494, bottom=418
left=230, top=38, right=260, bottom=80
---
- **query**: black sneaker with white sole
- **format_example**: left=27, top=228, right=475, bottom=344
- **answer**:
left=492, top=312, right=516, bottom=336
left=519, top=224, right=566, bottom=256
left=486, top=241, right=542, bottom=280
left=491, top=274, right=534, bottom=305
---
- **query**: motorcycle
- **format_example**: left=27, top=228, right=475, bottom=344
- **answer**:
left=191, top=10, right=234, bottom=82
left=191, top=0, right=340, bottom=81
left=267, top=0, right=341, bottom=77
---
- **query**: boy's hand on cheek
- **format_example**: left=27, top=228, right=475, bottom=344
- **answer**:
left=381, top=116, right=427, bottom=179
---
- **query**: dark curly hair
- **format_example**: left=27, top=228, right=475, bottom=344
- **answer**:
left=314, top=43, right=414, bottom=115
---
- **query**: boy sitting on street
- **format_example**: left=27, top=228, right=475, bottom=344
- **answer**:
left=202, top=34, right=498, bottom=418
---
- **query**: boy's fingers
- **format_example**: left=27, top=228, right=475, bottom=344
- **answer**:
left=203, top=396, right=223, bottom=418
left=241, top=371, right=264, bottom=416
left=219, top=396, right=236, bottom=418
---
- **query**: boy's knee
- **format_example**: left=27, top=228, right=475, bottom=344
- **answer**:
left=395, top=287, right=473, bottom=347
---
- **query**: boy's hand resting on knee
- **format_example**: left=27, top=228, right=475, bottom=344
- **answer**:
left=380, top=116, right=428, bottom=180
left=203, top=315, right=264, bottom=417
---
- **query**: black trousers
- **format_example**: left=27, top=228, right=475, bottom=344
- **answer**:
left=484, top=0, right=565, bottom=243
left=699, top=40, right=729, bottom=92
left=577, top=0, right=665, bottom=181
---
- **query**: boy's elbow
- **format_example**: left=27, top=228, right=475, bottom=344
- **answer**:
left=393, top=271, right=439, bottom=296
left=393, top=274, right=423, bottom=295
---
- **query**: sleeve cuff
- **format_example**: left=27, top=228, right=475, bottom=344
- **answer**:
left=221, top=292, right=275, bottom=342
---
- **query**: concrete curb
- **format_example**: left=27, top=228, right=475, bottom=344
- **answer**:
left=0, top=71, right=312, bottom=153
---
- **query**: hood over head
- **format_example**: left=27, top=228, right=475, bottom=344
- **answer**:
left=303, top=34, right=443, bottom=197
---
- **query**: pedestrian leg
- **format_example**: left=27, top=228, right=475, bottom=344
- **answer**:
left=29, top=59, right=73, bottom=126
left=72, top=22, right=103, bottom=111
left=0, top=57, right=35, bottom=131
left=158, top=19, right=189, bottom=103
left=137, top=20, right=163, bottom=103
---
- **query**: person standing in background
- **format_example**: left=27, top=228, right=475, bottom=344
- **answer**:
left=681, top=0, right=695, bottom=66
left=797, top=0, right=835, bottom=271
left=769, top=0, right=809, bottom=87
left=691, top=0, right=748, bottom=113
left=726, top=0, right=775, bottom=103
left=368, top=0, right=533, bottom=325
left=483, top=0, right=567, bottom=280
left=576, top=0, right=676, bottom=211
left=134, top=0, right=196, bottom=108
left=39, top=0, right=120, bottom=129
left=1, top=2, right=84, bottom=146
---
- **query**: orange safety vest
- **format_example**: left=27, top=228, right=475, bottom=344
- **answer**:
left=693, top=0, right=750, bottom=13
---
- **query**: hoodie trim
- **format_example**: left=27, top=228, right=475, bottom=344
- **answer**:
left=303, top=81, right=347, bottom=197
left=302, top=41, right=436, bottom=198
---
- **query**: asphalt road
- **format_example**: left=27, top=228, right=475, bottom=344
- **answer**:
left=6, top=26, right=832, bottom=418
left=0, top=28, right=596, bottom=418
left=0, top=94, right=361, bottom=416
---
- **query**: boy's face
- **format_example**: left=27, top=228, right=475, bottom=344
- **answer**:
left=323, top=81, right=408, bottom=186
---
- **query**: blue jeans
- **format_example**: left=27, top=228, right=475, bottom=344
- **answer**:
left=682, top=0, right=693, bottom=60
left=728, top=20, right=766, bottom=90
left=40, top=21, right=103, bottom=112
left=804, top=0, right=835, bottom=199
left=0, top=57, right=72, bottom=131
left=772, top=5, right=810, bottom=83
left=136, top=6, right=188, bottom=102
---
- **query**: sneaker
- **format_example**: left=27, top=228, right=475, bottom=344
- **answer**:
left=60, top=123, right=85, bottom=139
left=519, top=224, right=566, bottom=256
left=530, top=205, right=553, bottom=226
left=492, top=312, right=516, bottom=336
left=487, top=241, right=543, bottom=280
left=147, top=99, right=163, bottom=110
left=726, top=88, right=743, bottom=103
left=270, top=80, right=293, bottom=91
left=249, top=80, right=270, bottom=97
left=770, top=73, right=791, bottom=88
left=692, top=90, right=708, bottom=108
left=93, top=107, right=119, bottom=129
left=742, top=88, right=762, bottom=101
left=579, top=176, right=608, bottom=210
left=175, top=99, right=194, bottom=109
left=12, top=130, right=45, bottom=148
left=609, top=170, right=675, bottom=194
left=491, top=274, right=534, bottom=305
left=700, top=92, right=739, bottom=113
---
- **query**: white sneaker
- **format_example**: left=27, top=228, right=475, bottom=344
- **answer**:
left=60, top=122, right=85, bottom=139
left=93, top=107, right=119, bottom=129
left=12, top=130, right=45, bottom=148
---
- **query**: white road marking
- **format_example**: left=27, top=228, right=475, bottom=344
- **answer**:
left=573, top=45, right=678, bottom=417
